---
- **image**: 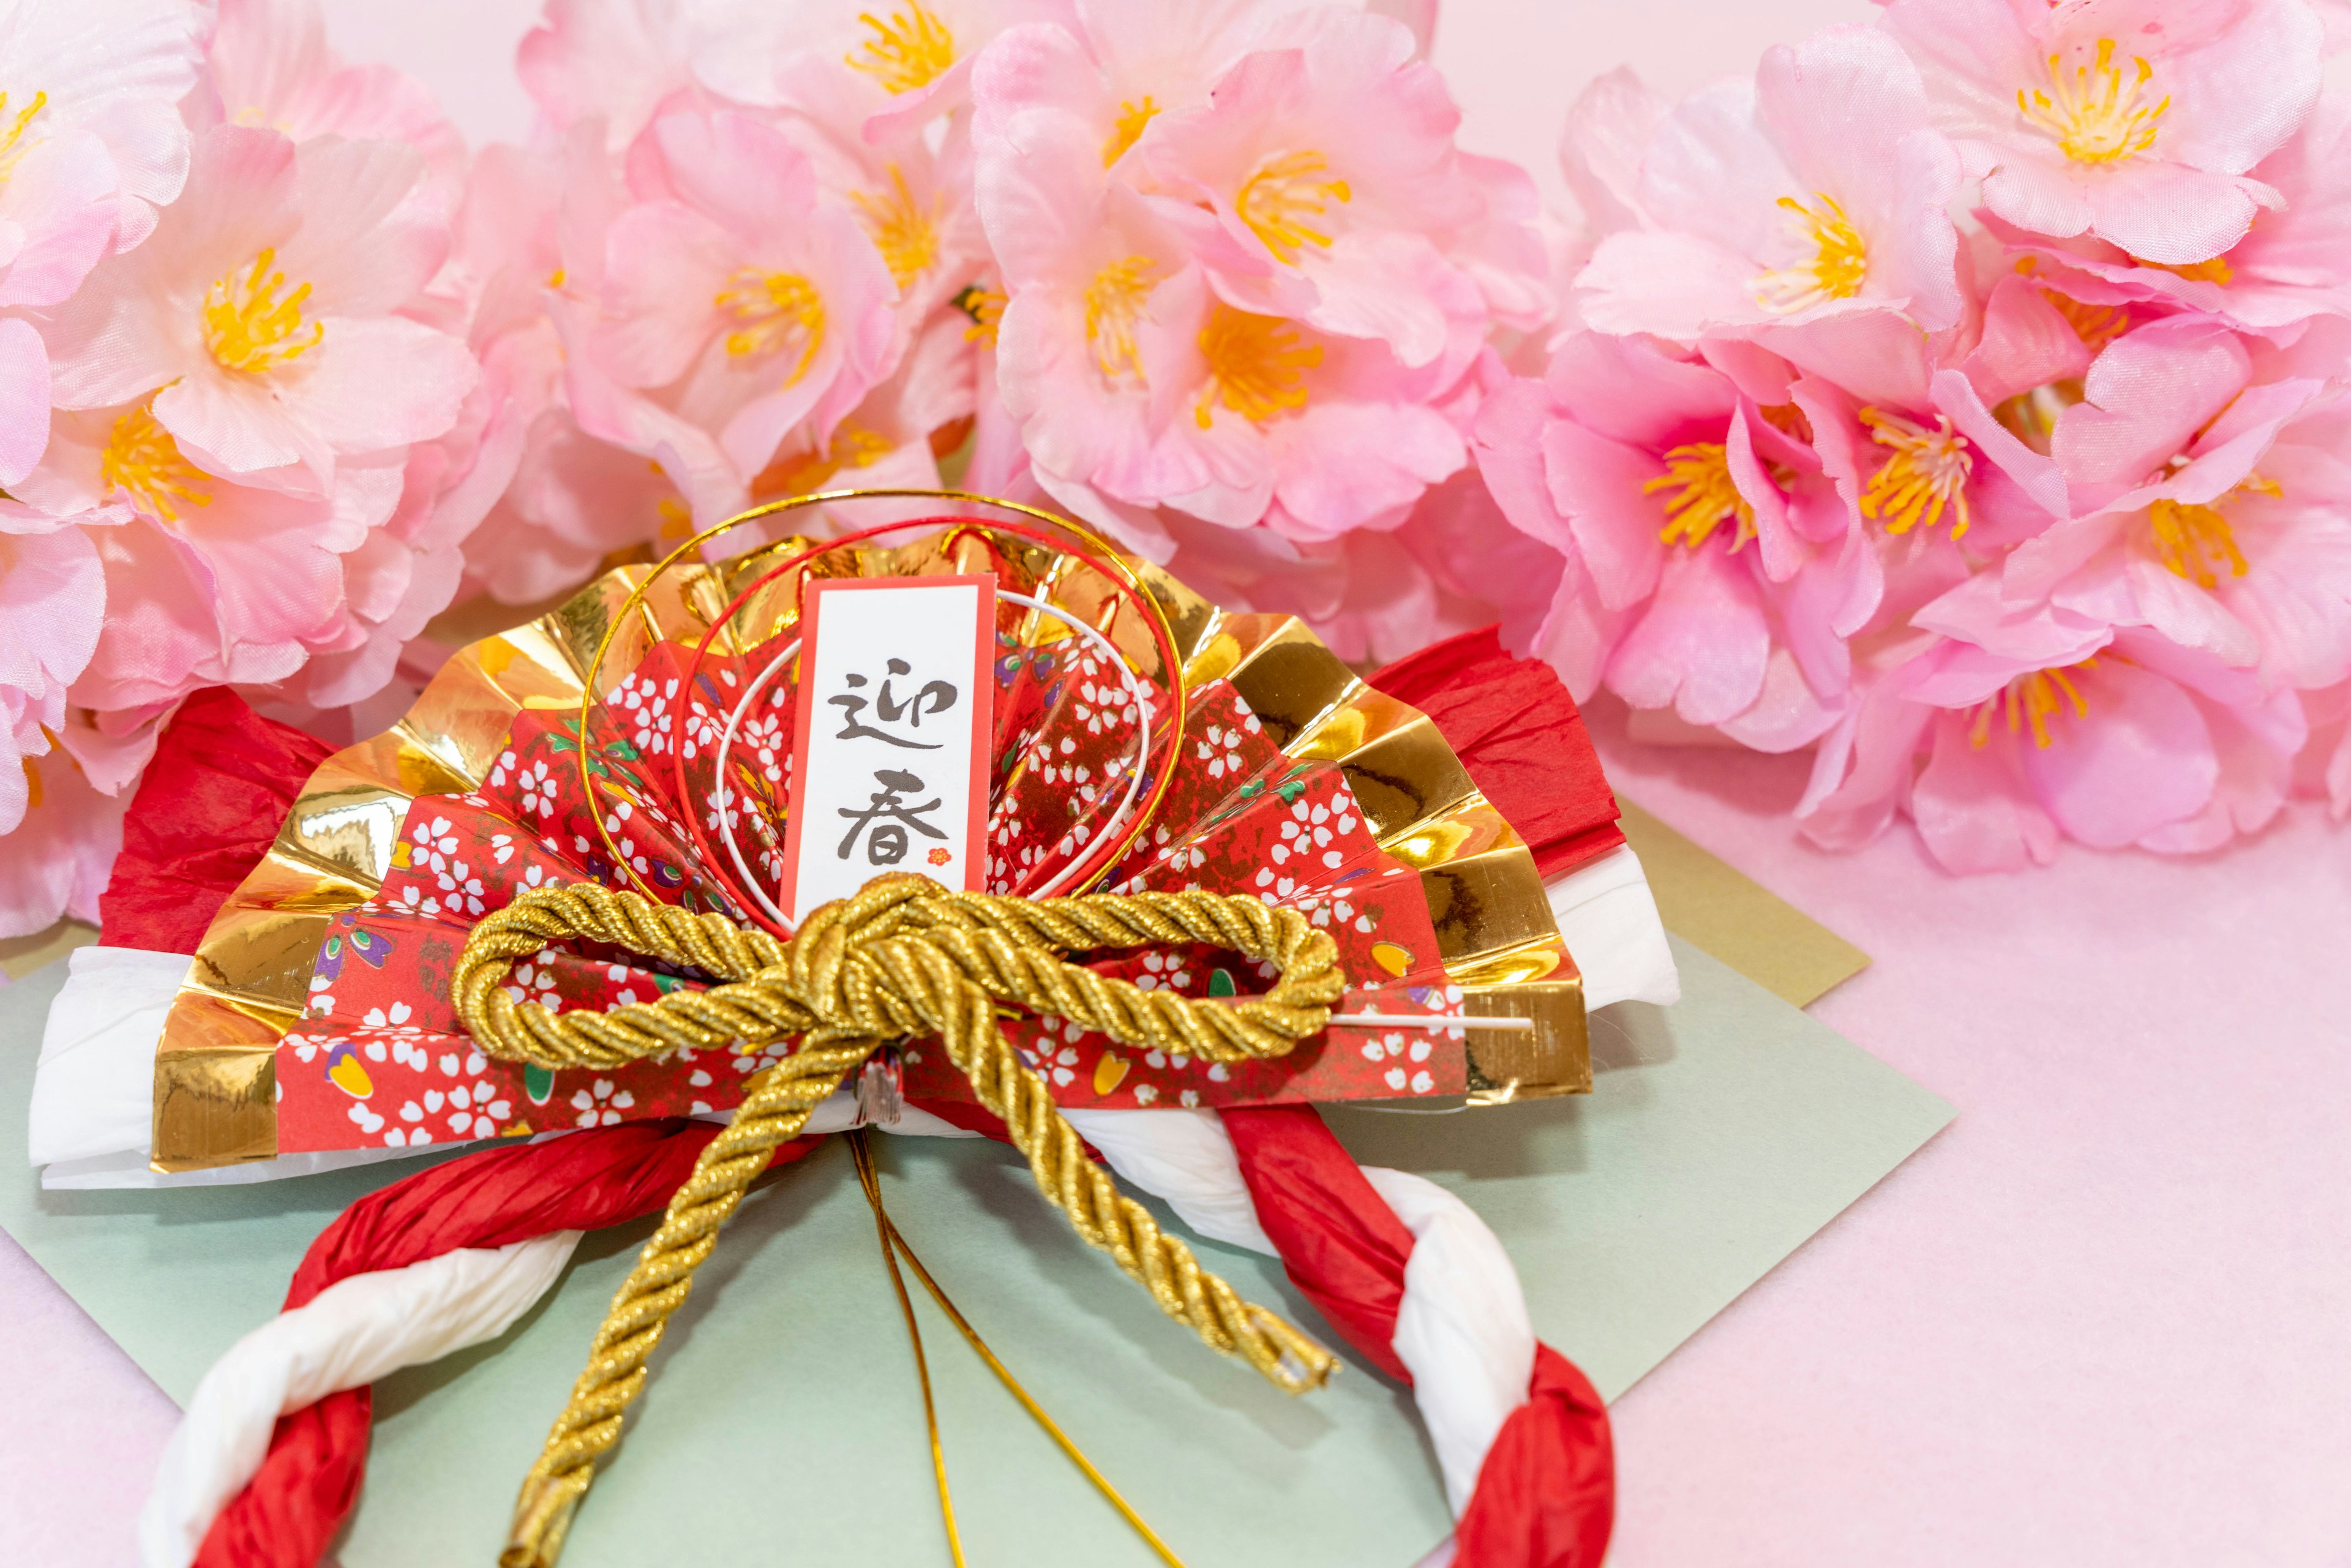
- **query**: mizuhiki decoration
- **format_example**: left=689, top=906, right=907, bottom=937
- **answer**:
left=123, top=492, right=1622, bottom=1568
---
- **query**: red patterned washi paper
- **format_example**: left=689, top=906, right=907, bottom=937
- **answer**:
left=274, top=620, right=1463, bottom=1157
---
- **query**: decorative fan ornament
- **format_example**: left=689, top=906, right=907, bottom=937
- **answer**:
left=152, top=492, right=1588, bottom=1175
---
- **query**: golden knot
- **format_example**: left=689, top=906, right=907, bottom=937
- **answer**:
left=454, top=873, right=1346, bottom=1567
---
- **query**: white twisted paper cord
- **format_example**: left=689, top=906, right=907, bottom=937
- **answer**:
left=140, top=1232, right=582, bottom=1568
left=113, top=847, right=1671, bottom=1556
left=140, top=1109, right=1536, bottom=1563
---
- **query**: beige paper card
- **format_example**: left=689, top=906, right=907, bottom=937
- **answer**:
left=0, top=920, right=97, bottom=982
left=1616, top=799, right=1870, bottom=1008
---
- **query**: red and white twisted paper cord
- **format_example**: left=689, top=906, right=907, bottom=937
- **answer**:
left=143, top=1105, right=1610, bottom=1568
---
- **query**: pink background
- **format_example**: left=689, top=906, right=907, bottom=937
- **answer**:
left=6, top=3, right=2351, bottom=1562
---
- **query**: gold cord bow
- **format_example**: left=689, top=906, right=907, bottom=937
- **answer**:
left=452, top=874, right=1348, bottom=1568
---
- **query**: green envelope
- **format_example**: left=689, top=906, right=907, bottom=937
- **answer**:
left=0, top=937, right=1949, bottom=1567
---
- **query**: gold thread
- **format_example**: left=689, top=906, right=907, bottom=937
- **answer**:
left=850, top=1131, right=969, bottom=1568
left=473, top=874, right=1341, bottom=1565
left=853, top=1136, right=1191, bottom=1568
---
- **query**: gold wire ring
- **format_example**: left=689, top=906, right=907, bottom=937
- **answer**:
left=571, top=487, right=1191, bottom=912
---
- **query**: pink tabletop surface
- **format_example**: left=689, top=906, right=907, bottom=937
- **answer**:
left=8, top=2, right=2350, bottom=1563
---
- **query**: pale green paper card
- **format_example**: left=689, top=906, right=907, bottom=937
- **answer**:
left=0, top=939, right=1951, bottom=1566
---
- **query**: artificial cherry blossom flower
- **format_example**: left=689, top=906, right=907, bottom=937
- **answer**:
left=0, top=0, right=208, bottom=249
left=444, top=138, right=681, bottom=604
left=198, top=0, right=467, bottom=184
left=0, top=503, right=110, bottom=840
left=1982, top=90, right=2351, bottom=334
left=694, top=0, right=1072, bottom=140
left=0, top=729, right=124, bottom=936
left=1881, top=0, right=2325, bottom=264
left=1976, top=318, right=2351, bottom=692
left=18, top=408, right=405, bottom=707
left=1139, top=7, right=1543, bottom=364
left=1800, top=626, right=2308, bottom=870
left=571, top=101, right=901, bottom=513
left=1577, top=26, right=1965, bottom=339
left=39, top=124, right=477, bottom=496
left=517, top=0, right=710, bottom=154
left=975, top=15, right=1517, bottom=544
left=1475, top=330, right=1880, bottom=750
left=0, top=0, right=209, bottom=478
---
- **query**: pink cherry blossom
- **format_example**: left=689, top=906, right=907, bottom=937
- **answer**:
left=40, top=124, right=477, bottom=496
left=0, top=0, right=208, bottom=250
left=1982, top=88, right=2351, bottom=334
left=1474, top=331, right=1880, bottom=751
left=0, top=732, right=124, bottom=937
left=1801, top=626, right=2308, bottom=870
left=0, top=502, right=110, bottom=828
left=1155, top=462, right=1565, bottom=667
left=1971, top=320, right=2351, bottom=693
left=18, top=405, right=405, bottom=706
left=973, top=7, right=1537, bottom=546
left=1139, top=9, right=1545, bottom=363
left=562, top=100, right=904, bottom=530
left=1882, top=0, right=2324, bottom=264
left=199, top=0, right=467, bottom=184
left=1577, top=25, right=1965, bottom=340
left=517, top=0, right=708, bottom=154
left=1799, top=284, right=2077, bottom=568
left=444, top=137, right=680, bottom=606
left=0, top=0, right=209, bottom=481
left=693, top=0, right=1074, bottom=141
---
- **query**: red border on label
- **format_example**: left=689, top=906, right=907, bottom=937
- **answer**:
left=777, top=574, right=997, bottom=919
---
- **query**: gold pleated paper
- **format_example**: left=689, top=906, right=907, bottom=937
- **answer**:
left=152, top=523, right=1586, bottom=1171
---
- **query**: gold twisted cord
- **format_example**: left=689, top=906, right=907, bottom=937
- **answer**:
left=454, top=879, right=1343, bottom=1075
left=462, top=874, right=1344, bottom=1568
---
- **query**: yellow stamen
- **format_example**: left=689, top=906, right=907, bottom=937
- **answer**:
left=716, top=269, right=826, bottom=384
left=852, top=165, right=939, bottom=290
left=1084, top=256, right=1157, bottom=384
left=751, top=423, right=894, bottom=501
left=2018, top=39, right=2168, bottom=165
left=1194, top=306, right=1319, bottom=427
left=1992, top=380, right=2086, bottom=457
left=1858, top=408, right=1974, bottom=539
left=2049, top=292, right=2129, bottom=350
left=1102, top=97, right=1158, bottom=167
left=20, top=756, right=39, bottom=810
left=1760, top=402, right=1815, bottom=445
left=1970, top=661, right=2094, bottom=750
left=2144, top=253, right=2235, bottom=286
left=1646, top=442, right=1757, bottom=551
left=1753, top=192, right=1867, bottom=314
left=2147, top=497, right=2252, bottom=588
left=847, top=1, right=956, bottom=96
left=953, top=282, right=1005, bottom=344
left=102, top=403, right=213, bottom=524
left=1237, top=151, right=1351, bottom=265
left=203, top=249, right=323, bottom=374
left=0, top=89, right=48, bottom=179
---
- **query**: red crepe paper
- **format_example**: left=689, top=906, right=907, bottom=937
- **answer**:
left=133, top=636, right=1618, bottom=1565
left=1223, top=1103, right=1614, bottom=1568
left=98, top=689, right=332, bottom=954
left=1222, top=1103, right=1415, bottom=1382
left=1452, top=1348, right=1616, bottom=1568
left=1368, top=628, right=1624, bottom=880
left=194, top=1122, right=822, bottom=1568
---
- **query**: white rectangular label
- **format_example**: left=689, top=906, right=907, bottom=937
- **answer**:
left=779, top=576, right=996, bottom=923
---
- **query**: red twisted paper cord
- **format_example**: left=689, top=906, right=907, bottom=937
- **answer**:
left=190, top=1110, right=1610, bottom=1568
